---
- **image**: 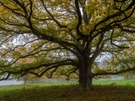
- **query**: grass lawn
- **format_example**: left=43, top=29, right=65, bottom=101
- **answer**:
left=0, top=79, right=135, bottom=101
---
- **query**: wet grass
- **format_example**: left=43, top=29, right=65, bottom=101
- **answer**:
left=94, top=78, right=135, bottom=86
left=0, top=79, right=135, bottom=101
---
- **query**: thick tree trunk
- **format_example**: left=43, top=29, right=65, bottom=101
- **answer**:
left=78, top=61, right=93, bottom=90
left=79, top=72, right=93, bottom=90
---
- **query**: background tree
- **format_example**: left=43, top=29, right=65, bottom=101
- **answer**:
left=0, top=0, right=135, bottom=89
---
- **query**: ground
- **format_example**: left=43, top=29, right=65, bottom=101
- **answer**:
left=0, top=79, right=135, bottom=101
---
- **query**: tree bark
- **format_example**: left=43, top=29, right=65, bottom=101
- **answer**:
left=79, top=71, right=93, bottom=90
left=78, top=60, right=93, bottom=90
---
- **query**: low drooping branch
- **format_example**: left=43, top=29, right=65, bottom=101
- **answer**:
left=0, top=59, right=76, bottom=80
left=61, top=67, right=78, bottom=80
left=93, top=67, right=135, bottom=77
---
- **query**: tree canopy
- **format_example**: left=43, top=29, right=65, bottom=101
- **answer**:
left=0, top=0, right=135, bottom=89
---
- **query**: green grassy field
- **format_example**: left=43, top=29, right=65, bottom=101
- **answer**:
left=0, top=79, right=135, bottom=101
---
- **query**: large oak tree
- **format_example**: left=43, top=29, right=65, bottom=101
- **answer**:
left=0, top=0, right=135, bottom=89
